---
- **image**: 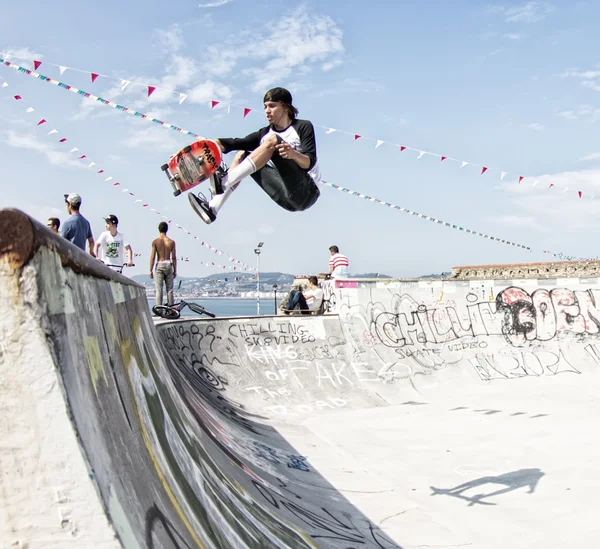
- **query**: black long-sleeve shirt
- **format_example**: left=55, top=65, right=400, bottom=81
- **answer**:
left=218, top=119, right=321, bottom=182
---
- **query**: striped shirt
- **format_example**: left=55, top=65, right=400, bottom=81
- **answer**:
left=329, top=253, right=349, bottom=278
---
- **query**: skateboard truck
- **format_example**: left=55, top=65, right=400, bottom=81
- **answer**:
left=161, top=163, right=181, bottom=196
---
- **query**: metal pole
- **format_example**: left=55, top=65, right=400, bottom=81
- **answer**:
left=273, top=284, right=278, bottom=314
left=256, top=252, right=260, bottom=315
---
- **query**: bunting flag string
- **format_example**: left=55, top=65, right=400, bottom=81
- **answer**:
left=1, top=56, right=592, bottom=202
left=0, top=58, right=204, bottom=140
left=0, top=54, right=592, bottom=202
left=2, top=60, right=597, bottom=262
left=0, top=77, right=255, bottom=272
left=321, top=181, right=599, bottom=263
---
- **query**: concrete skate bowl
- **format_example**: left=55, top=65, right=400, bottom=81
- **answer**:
left=3, top=208, right=600, bottom=549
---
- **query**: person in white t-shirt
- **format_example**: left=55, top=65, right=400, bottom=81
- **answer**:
left=94, top=214, right=134, bottom=271
left=286, top=276, right=324, bottom=314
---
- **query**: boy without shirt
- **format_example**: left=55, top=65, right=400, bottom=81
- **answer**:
left=150, top=222, right=177, bottom=306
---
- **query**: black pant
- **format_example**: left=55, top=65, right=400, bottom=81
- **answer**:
left=245, top=153, right=320, bottom=212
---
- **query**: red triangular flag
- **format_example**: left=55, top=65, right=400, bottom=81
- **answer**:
left=78, top=154, right=87, bottom=159
left=33, top=60, right=42, bottom=71
left=441, top=156, right=447, bottom=162
left=147, top=86, right=156, bottom=97
left=243, top=107, right=251, bottom=118
left=518, top=176, right=524, bottom=183
left=97, top=169, right=104, bottom=174
left=113, top=182, right=120, bottom=186
left=13, top=95, right=22, bottom=100
left=481, top=166, right=488, bottom=175
left=37, top=119, right=46, bottom=125
left=354, top=134, right=361, bottom=141
left=91, top=73, right=99, bottom=83
left=549, top=183, right=554, bottom=188
left=211, top=100, right=219, bottom=109
left=400, top=146, right=406, bottom=152
left=578, top=191, right=583, bottom=198
left=59, top=138, right=67, bottom=143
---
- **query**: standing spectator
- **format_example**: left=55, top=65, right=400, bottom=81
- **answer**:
left=62, top=193, right=95, bottom=256
left=328, top=245, right=349, bottom=278
left=149, top=222, right=177, bottom=306
left=286, top=276, right=323, bottom=314
left=94, top=214, right=134, bottom=271
left=47, top=217, right=60, bottom=233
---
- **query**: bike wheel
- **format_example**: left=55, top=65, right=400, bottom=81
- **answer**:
left=152, top=305, right=181, bottom=319
left=188, top=302, right=216, bottom=318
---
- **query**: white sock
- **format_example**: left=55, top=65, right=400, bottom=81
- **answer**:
left=209, top=186, right=234, bottom=213
left=222, top=156, right=257, bottom=192
left=209, top=156, right=257, bottom=214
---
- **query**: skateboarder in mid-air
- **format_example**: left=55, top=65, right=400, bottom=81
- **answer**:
left=189, top=87, right=321, bottom=224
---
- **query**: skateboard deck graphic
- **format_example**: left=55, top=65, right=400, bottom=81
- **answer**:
left=161, top=139, right=222, bottom=196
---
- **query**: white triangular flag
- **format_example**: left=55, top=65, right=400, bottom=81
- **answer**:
left=1, top=82, right=7, bottom=88
left=69, top=147, right=78, bottom=153
left=122, top=188, right=129, bottom=193
left=227, top=104, right=231, bottom=113
left=135, top=199, right=142, bottom=203
left=179, top=93, right=187, bottom=104
left=591, top=194, right=596, bottom=200
left=121, top=80, right=130, bottom=91
left=325, top=128, right=336, bottom=134
left=460, top=161, right=468, bottom=168
left=375, top=140, right=384, bottom=149
left=59, top=66, right=67, bottom=75
left=25, top=107, right=34, bottom=113
left=417, top=151, right=425, bottom=159
left=88, top=162, right=95, bottom=168
left=563, top=187, right=569, bottom=192
left=105, top=176, right=113, bottom=181
left=48, top=129, right=58, bottom=135
left=500, top=171, right=507, bottom=180
left=532, top=179, right=539, bottom=187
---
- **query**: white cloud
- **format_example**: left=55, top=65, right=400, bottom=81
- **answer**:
left=499, top=2, right=555, bottom=23
left=499, top=168, right=600, bottom=232
left=155, top=24, right=184, bottom=54
left=504, top=33, right=523, bottom=40
left=198, top=0, right=231, bottom=7
left=0, top=47, right=44, bottom=62
left=4, top=130, right=83, bottom=168
left=561, top=68, right=600, bottom=93
left=557, top=104, right=600, bottom=121
left=579, top=152, right=600, bottom=161
left=582, top=80, right=600, bottom=92
left=562, top=69, right=600, bottom=80
left=120, top=127, right=180, bottom=152
left=486, top=214, right=546, bottom=231
left=528, top=122, right=544, bottom=131
left=242, top=7, right=345, bottom=92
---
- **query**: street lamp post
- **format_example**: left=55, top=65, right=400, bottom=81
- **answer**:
left=254, top=242, right=264, bottom=315
left=273, top=284, right=278, bottom=315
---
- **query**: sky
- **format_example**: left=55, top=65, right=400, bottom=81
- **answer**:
left=2, top=0, right=600, bottom=278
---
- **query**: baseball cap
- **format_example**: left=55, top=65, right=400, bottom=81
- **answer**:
left=263, top=87, right=293, bottom=105
left=104, top=214, right=119, bottom=225
left=64, top=192, right=82, bottom=206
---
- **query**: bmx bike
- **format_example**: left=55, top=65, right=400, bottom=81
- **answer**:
left=152, top=299, right=216, bottom=320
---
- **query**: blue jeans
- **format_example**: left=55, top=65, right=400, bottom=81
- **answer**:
left=287, top=290, right=310, bottom=313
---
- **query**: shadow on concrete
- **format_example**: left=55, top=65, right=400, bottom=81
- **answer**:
left=430, top=468, right=545, bottom=506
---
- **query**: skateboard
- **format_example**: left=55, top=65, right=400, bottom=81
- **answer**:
left=161, top=139, right=222, bottom=196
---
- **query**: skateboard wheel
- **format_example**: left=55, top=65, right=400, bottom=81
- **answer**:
left=173, top=190, right=182, bottom=197
left=183, top=145, right=192, bottom=154
left=160, top=163, right=169, bottom=171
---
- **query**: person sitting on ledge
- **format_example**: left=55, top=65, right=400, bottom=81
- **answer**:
left=286, top=276, right=323, bottom=314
